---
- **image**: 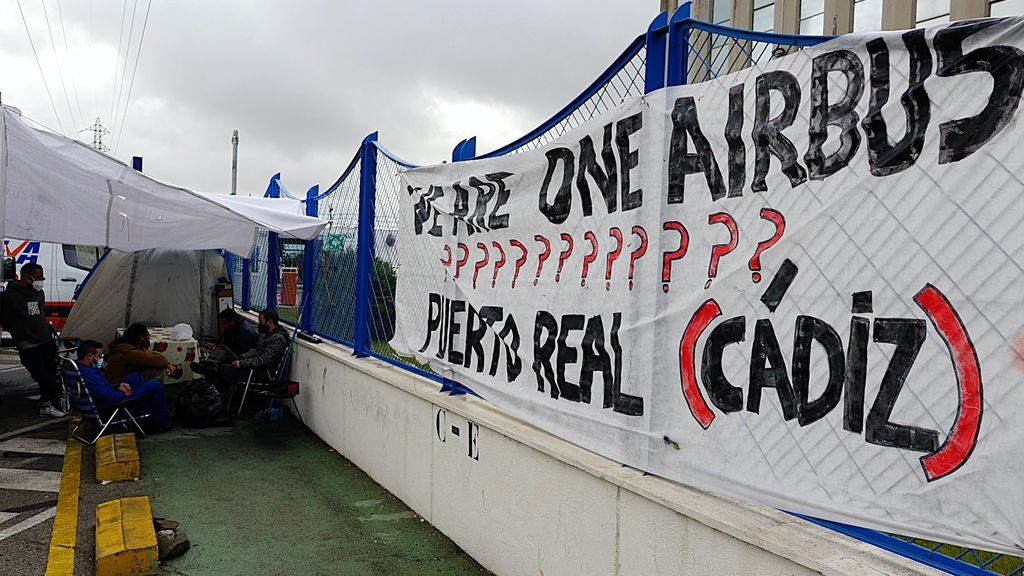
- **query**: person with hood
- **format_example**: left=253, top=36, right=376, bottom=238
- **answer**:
left=104, top=323, right=179, bottom=384
left=76, top=340, right=169, bottom=432
left=0, top=263, right=64, bottom=417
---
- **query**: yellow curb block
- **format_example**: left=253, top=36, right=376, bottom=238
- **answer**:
left=95, top=497, right=158, bottom=576
left=96, top=434, right=140, bottom=483
left=44, top=415, right=82, bottom=576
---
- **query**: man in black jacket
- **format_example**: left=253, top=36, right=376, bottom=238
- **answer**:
left=213, top=308, right=258, bottom=357
left=193, top=309, right=289, bottom=392
left=1, top=263, right=65, bottom=417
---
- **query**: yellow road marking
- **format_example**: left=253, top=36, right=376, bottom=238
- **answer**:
left=44, top=415, right=82, bottom=576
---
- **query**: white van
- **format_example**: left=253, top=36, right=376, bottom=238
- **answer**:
left=2, top=240, right=103, bottom=330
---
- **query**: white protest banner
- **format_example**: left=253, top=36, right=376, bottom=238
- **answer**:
left=391, top=18, right=1024, bottom=554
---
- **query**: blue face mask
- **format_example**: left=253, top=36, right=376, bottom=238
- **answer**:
left=94, top=356, right=106, bottom=369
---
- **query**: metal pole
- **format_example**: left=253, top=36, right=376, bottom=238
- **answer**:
left=231, top=130, right=239, bottom=195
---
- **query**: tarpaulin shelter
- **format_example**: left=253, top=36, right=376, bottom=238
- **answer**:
left=0, top=104, right=326, bottom=254
left=60, top=249, right=225, bottom=344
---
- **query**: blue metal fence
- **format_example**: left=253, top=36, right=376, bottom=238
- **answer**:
left=230, top=4, right=1021, bottom=573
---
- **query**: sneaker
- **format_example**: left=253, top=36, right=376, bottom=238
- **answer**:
left=39, top=403, right=66, bottom=418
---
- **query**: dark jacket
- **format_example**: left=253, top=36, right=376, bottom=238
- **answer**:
left=238, top=325, right=289, bottom=372
left=80, top=365, right=128, bottom=406
left=104, top=342, right=168, bottom=383
left=223, top=321, right=258, bottom=356
left=0, top=281, right=53, bottom=346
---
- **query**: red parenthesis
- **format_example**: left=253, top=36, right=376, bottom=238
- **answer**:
left=679, top=299, right=721, bottom=429
left=914, top=284, right=983, bottom=482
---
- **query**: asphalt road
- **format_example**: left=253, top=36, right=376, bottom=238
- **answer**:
left=0, top=350, right=69, bottom=576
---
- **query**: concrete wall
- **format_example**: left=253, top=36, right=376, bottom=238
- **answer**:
left=288, top=336, right=941, bottom=576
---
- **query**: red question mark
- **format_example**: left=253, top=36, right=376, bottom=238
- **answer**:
left=440, top=245, right=453, bottom=282
left=705, top=213, right=738, bottom=289
left=491, top=242, right=506, bottom=288
left=748, top=208, right=786, bottom=283
left=555, top=233, right=574, bottom=283
left=606, top=227, right=624, bottom=291
left=454, top=243, right=470, bottom=279
left=509, top=239, right=528, bottom=289
left=661, top=221, right=689, bottom=293
left=628, top=226, right=648, bottom=291
left=534, top=235, right=552, bottom=286
left=581, top=231, right=598, bottom=287
left=472, top=243, right=489, bottom=289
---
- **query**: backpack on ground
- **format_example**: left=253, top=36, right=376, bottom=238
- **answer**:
left=175, top=379, right=233, bottom=427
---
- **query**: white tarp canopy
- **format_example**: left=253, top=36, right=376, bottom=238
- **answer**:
left=0, top=105, right=327, bottom=255
left=61, top=249, right=224, bottom=344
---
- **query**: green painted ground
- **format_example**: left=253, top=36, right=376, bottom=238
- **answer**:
left=139, top=419, right=490, bottom=576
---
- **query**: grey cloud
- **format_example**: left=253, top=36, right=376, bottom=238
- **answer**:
left=4, top=1, right=653, bottom=198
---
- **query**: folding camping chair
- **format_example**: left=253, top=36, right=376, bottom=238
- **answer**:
left=227, top=346, right=303, bottom=424
left=60, top=358, right=151, bottom=445
left=226, top=330, right=303, bottom=424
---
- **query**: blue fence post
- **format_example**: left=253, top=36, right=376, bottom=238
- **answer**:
left=446, top=137, right=479, bottom=395
left=353, top=132, right=379, bottom=357
left=241, top=257, right=251, bottom=310
left=644, top=11, right=669, bottom=93
left=266, top=175, right=281, bottom=310
left=301, top=185, right=319, bottom=333
left=667, top=2, right=692, bottom=86
left=451, top=137, right=477, bottom=162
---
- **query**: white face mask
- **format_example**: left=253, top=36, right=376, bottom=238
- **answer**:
left=31, top=280, right=44, bottom=292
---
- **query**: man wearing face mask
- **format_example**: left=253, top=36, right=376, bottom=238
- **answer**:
left=76, top=340, right=169, bottom=432
left=0, top=263, right=64, bottom=417
left=191, top=309, right=289, bottom=393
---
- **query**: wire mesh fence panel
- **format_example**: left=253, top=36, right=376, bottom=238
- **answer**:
left=229, top=254, right=243, bottom=306
left=366, top=148, right=435, bottom=372
left=684, top=22, right=827, bottom=83
left=249, top=228, right=270, bottom=311
left=891, top=535, right=1024, bottom=575
left=483, top=39, right=646, bottom=157
left=312, top=156, right=362, bottom=345
left=277, top=237, right=305, bottom=326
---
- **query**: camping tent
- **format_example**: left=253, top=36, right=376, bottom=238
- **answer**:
left=0, top=104, right=327, bottom=254
left=60, top=249, right=226, bottom=344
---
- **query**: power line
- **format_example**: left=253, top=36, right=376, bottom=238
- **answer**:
left=39, top=0, right=79, bottom=130
left=15, top=0, right=65, bottom=133
left=114, top=0, right=152, bottom=155
left=55, top=0, right=86, bottom=129
left=111, top=0, right=138, bottom=139
left=90, top=0, right=97, bottom=120
left=108, top=0, right=128, bottom=133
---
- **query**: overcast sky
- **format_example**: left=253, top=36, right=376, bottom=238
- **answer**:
left=0, top=1, right=654, bottom=197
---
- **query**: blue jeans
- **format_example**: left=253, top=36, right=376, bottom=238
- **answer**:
left=122, top=373, right=168, bottom=428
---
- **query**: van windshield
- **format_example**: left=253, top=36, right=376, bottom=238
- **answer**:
left=62, top=245, right=103, bottom=271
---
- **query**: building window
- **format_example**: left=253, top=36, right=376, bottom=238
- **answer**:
left=713, top=0, right=732, bottom=26
left=800, top=0, right=825, bottom=34
left=916, top=0, right=951, bottom=27
left=853, top=0, right=883, bottom=32
left=753, top=0, right=776, bottom=32
left=991, top=0, right=1024, bottom=16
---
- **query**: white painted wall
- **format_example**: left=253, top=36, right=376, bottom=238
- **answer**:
left=288, top=336, right=941, bottom=576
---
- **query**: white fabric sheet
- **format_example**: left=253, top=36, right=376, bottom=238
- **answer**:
left=0, top=106, right=325, bottom=255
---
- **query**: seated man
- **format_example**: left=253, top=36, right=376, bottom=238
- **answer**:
left=76, top=340, right=170, bottom=432
left=204, top=308, right=258, bottom=358
left=193, top=309, right=289, bottom=389
left=105, top=324, right=179, bottom=384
